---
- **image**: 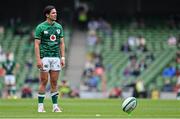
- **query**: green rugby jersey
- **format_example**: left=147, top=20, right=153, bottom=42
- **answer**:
left=34, top=21, right=64, bottom=58
left=2, top=60, right=16, bottom=75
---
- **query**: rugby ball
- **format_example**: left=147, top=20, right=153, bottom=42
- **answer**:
left=122, top=97, right=137, bottom=113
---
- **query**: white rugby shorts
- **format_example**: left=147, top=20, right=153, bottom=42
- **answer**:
left=41, top=57, right=61, bottom=72
left=4, top=75, right=16, bottom=85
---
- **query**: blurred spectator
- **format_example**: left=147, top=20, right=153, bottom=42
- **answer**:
left=167, top=35, right=176, bottom=46
left=86, top=30, right=98, bottom=47
left=177, top=35, right=180, bottom=49
left=94, top=54, right=104, bottom=77
left=176, top=76, right=180, bottom=99
left=94, top=37, right=103, bottom=55
left=135, top=79, right=147, bottom=98
left=2, top=52, right=19, bottom=98
left=0, top=45, right=6, bottom=63
left=0, top=26, right=4, bottom=35
left=86, top=71, right=100, bottom=91
left=25, top=59, right=33, bottom=71
left=82, top=59, right=95, bottom=78
left=163, top=79, right=173, bottom=92
left=123, top=53, right=141, bottom=77
left=75, top=1, right=89, bottom=30
left=138, top=35, right=146, bottom=46
left=129, top=58, right=140, bottom=77
left=98, top=18, right=112, bottom=35
left=28, top=30, right=35, bottom=44
left=0, top=65, right=5, bottom=77
left=109, top=86, right=122, bottom=98
left=176, top=51, right=180, bottom=63
left=21, top=84, right=32, bottom=98
left=69, top=88, right=80, bottom=98
left=128, top=36, right=136, bottom=49
left=95, top=66, right=104, bottom=77
left=59, top=80, right=71, bottom=98
left=151, top=88, right=160, bottom=99
left=137, top=35, right=148, bottom=52
left=121, top=42, right=131, bottom=52
left=88, top=18, right=99, bottom=31
left=176, top=51, right=180, bottom=76
left=139, top=59, right=147, bottom=72
left=162, top=66, right=176, bottom=78
left=94, top=53, right=103, bottom=66
left=123, top=65, right=132, bottom=77
left=125, top=81, right=138, bottom=98
left=129, top=53, right=137, bottom=61
left=25, top=76, right=39, bottom=84
left=138, top=44, right=148, bottom=52
left=146, top=52, right=155, bottom=63
left=132, top=66, right=141, bottom=77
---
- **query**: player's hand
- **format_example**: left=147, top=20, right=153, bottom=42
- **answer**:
left=61, top=57, right=65, bottom=68
left=36, top=59, right=43, bottom=69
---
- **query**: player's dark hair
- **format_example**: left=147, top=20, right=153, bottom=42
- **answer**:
left=43, top=5, right=55, bottom=17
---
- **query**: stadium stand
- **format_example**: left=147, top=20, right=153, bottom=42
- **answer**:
left=82, top=18, right=178, bottom=97
left=0, top=26, right=72, bottom=97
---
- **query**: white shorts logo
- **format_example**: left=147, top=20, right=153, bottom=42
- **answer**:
left=50, top=35, right=56, bottom=41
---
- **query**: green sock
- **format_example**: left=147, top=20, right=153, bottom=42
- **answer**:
left=11, top=86, right=16, bottom=95
left=51, top=92, right=59, bottom=104
left=38, top=93, right=45, bottom=103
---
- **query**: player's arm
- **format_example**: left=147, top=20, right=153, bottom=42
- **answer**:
left=1, top=63, right=6, bottom=75
left=13, top=63, right=20, bottom=74
left=34, top=39, right=43, bottom=69
left=60, top=37, right=65, bottom=68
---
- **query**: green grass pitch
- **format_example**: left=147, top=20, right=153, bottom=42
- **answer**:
left=0, top=98, right=180, bottom=119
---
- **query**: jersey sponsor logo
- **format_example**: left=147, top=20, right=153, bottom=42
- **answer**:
left=44, top=31, right=48, bottom=34
left=56, top=29, right=60, bottom=34
left=50, top=35, right=56, bottom=41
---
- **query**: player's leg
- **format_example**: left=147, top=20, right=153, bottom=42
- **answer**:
left=10, top=75, right=17, bottom=99
left=49, top=57, right=62, bottom=112
left=38, top=71, right=48, bottom=112
left=49, top=70, right=62, bottom=112
left=38, top=58, right=50, bottom=112
left=4, top=75, right=11, bottom=98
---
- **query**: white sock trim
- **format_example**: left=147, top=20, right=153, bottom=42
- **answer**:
left=38, top=93, right=45, bottom=97
left=51, top=92, right=59, bottom=97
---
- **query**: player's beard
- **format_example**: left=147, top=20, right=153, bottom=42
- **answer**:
left=50, top=17, right=56, bottom=21
left=48, top=16, right=56, bottom=21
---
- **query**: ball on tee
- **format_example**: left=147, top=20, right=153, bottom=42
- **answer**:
left=122, top=97, right=137, bottom=114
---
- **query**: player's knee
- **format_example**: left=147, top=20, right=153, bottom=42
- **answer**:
left=51, top=80, right=57, bottom=86
left=42, top=81, right=48, bottom=86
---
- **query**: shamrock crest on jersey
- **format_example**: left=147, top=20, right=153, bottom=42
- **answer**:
left=50, top=35, right=56, bottom=41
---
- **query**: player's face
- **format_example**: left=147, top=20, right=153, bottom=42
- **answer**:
left=49, top=9, right=57, bottom=21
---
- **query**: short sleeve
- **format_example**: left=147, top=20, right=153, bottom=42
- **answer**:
left=60, top=26, right=64, bottom=38
left=34, top=25, right=42, bottom=40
